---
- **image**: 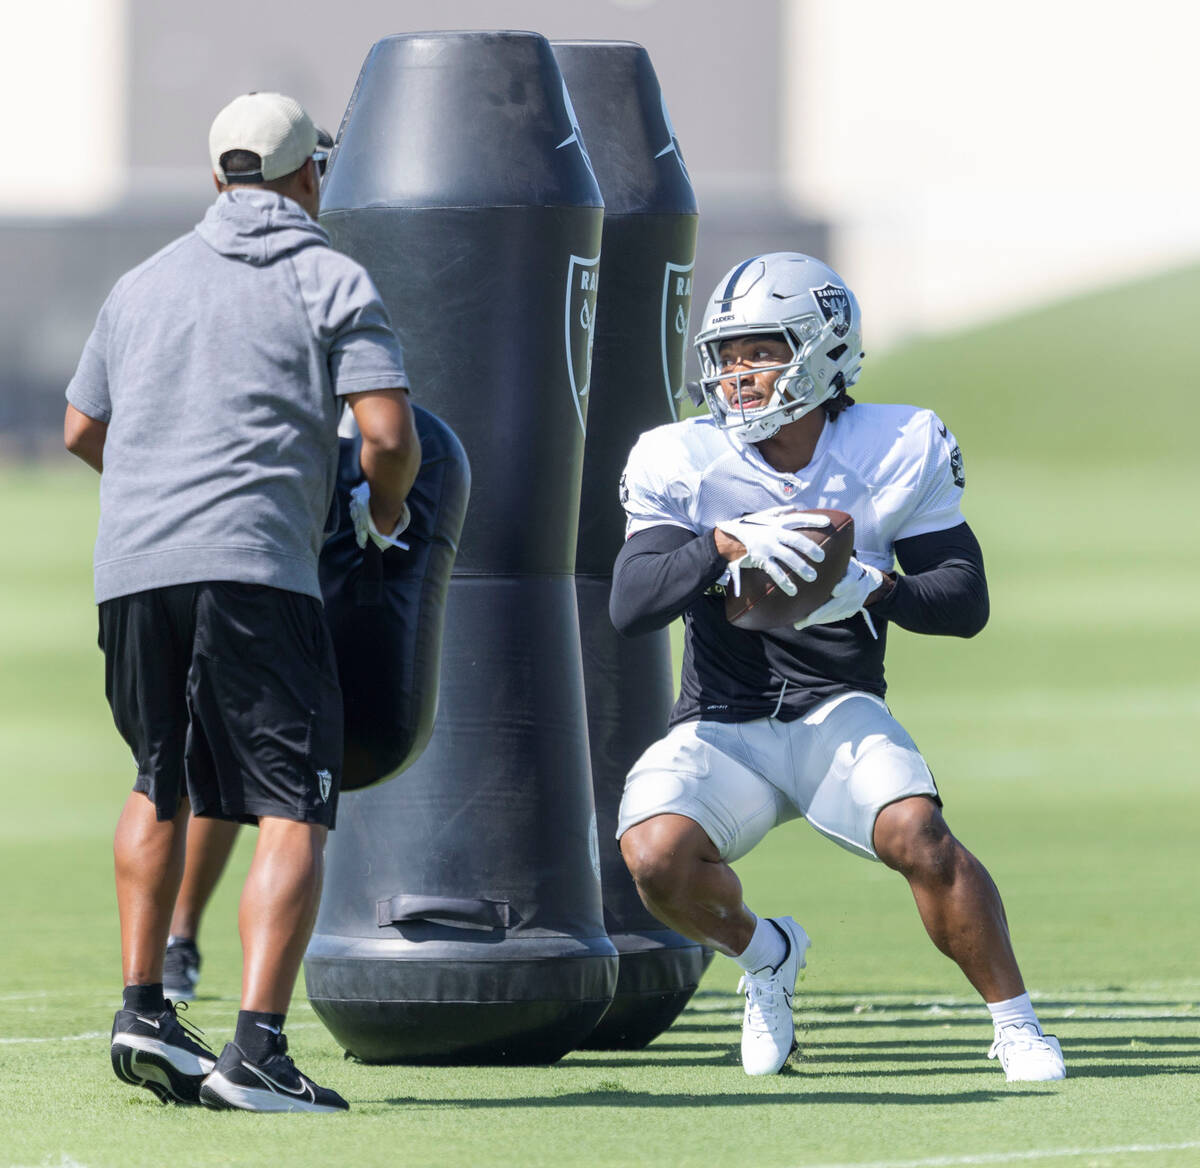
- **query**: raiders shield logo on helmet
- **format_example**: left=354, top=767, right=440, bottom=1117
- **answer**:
left=813, top=283, right=852, bottom=338
left=565, top=252, right=600, bottom=434
left=661, top=260, right=694, bottom=421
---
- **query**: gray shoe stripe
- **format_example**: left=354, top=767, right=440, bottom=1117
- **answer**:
left=201, top=1071, right=342, bottom=1114
left=111, top=1032, right=214, bottom=1076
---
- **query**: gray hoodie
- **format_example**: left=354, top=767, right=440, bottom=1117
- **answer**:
left=67, top=189, right=407, bottom=603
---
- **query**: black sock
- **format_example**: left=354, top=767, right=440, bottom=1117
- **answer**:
left=123, top=983, right=166, bottom=1014
left=234, top=1010, right=286, bottom=1061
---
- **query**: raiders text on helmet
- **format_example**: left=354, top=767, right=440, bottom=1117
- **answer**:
left=694, top=253, right=864, bottom=442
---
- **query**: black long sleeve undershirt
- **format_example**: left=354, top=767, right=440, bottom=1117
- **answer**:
left=609, top=525, right=727, bottom=637
left=869, top=523, right=989, bottom=637
left=609, top=521, right=989, bottom=639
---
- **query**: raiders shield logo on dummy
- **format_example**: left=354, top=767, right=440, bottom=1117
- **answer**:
left=661, top=260, right=694, bottom=421
left=813, top=282, right=852, bottom=338
left=565, top=252, right=601, bottom=433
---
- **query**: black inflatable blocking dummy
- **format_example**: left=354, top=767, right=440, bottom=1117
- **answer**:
left=304, top=30, right=618, bottom=1064
left=552, top=40, right=714, bottom=1050
left=319, top=405, right=469, bottom=791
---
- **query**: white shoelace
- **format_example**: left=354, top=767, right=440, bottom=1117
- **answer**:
left=988, top=1022, right=1052, bottom=1061
left=739, top=972, right=790, bottom=1033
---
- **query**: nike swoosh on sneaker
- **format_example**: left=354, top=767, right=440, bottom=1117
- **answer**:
left=241, top=1061, right=315, bottom=1100
left=133, top=1015, right=162, bottom=1029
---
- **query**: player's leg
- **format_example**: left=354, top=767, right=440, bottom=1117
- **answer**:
left=872, top=795, right=1021, bottom=1000
left=187, top=582, right=348, bottom=1113
left=872, top=796, right=1064, bottom=1081
left=619, top=812, right=755, bottom=956
left=238, top=816, right=326, bottom=1013
left=617, top=720, right=810, bottom=1074
left=102, top=586, right=218, bottom=1104
left=114, top=792, right=190, bottom=987
left=795, top=692, right=1064, bottom=1082
left=163, top=813, right=241, bottom=1001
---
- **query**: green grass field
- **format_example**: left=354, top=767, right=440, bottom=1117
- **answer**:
left=2, top=268, right=1198, bottom=1167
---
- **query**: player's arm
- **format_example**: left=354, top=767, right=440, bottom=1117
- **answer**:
left=64, top=289, right=115, bottom=474
left=610, top=524, right=730, bottom=637
left=866, top=521, right=989, bottom=638
left=346, top=388, right=421, bottom=534
left=64, top=403, right=108, bottom=474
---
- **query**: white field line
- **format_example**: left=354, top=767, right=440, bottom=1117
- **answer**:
left=800, top=1008, right=1197, bottom=1023
left=800, top=1140, right=1200, bottom=1168
left=0, top=992, right=319, bottom=1007
left=688, top=992, right=1199, bottom=1011
left=688, top=1002, right=1196, bottom=1022
left=0, top=1022, right=325, bottom=1045
left=0, top=1032, right=107, bottom=1045
left=8, top=1158, right=93, bottom=1168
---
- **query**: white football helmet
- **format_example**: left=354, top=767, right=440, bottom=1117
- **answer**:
left=695, top=252, right=864, bottom=442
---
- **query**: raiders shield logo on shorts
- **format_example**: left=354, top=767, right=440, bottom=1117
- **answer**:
left=661, top=260, right=694, bottom=421
left=565, top=252, right=600, bottom=434
left=316, top=769, right=333, bottom=803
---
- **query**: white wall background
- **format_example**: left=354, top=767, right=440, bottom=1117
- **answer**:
left=0, top=0, right=127, bottom=215
left=6, top=0, right=1200, bottom=345
left=783, top=0, right=1200, bottom=344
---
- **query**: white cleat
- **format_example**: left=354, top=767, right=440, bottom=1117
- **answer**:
left=988, top=1023, right=1066, bottom=1082
left=738, top=916, right=810, bottom=1076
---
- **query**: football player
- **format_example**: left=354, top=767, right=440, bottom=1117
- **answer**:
left=610, top=252, right=1065, bottom=1082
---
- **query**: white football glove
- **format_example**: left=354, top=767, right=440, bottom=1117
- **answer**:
left=718, top=506, right=831, bottom=598
left=793, top=556, right=885, bottom=639
left=348, top=481, right=411, bottom=552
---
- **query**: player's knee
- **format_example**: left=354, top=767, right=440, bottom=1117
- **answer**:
left=873, top=796, right=956, bottom=879
left=620, top=822, right=697, bottom=905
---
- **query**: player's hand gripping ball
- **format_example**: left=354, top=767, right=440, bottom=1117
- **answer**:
left=724, top=509, right=855, bottom=630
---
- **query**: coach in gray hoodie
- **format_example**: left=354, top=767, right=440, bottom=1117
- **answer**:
left=65, top=92, right=419, bottom=1113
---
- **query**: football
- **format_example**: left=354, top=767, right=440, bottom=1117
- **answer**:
left=724, top=509, right=854, bottom=631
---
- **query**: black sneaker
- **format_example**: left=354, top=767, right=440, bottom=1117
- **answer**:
left=110, top=1000, right=216, bottom=1104
left=163, top=938, right=201, bottom=1002
left=199, top=1036, right=350, bottom=1113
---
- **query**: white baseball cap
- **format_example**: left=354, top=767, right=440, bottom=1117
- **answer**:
left=209, top=92, right=318, bottom=183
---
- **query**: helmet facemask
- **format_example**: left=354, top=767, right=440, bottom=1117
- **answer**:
left=697, top=315, right=846, bottom=444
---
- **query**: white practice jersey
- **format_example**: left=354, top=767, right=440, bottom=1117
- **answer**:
left=620, top=403, right=965, bottom=574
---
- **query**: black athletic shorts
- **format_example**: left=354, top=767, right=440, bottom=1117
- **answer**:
left=98, top=582, right=343, bottom=827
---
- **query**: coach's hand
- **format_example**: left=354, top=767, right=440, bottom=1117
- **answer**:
left=717, top=507, right=830, bottom=598
left=792, top=556, right=884, bottom=637
left=349, top=482, right=411, bottom=551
